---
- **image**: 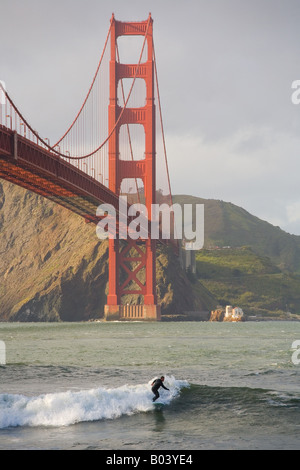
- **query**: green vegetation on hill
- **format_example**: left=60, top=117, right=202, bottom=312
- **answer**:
left=173, top=195, right=300, bottom=273
left=195, top=247, right=300, bottom=318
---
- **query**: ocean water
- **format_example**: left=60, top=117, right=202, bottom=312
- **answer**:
left=0, top=320, right=300, bottom=450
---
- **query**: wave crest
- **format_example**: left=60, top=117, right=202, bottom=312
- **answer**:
left=0, top=375, right=188, bottom=428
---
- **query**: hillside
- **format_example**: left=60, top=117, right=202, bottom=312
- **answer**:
left=173, top=195, right=300, bottom=273
left=172, top=194, right=300, bottom=318
left=0, top=181, right=211, bottom=321
left=195, top=247, right=300, bottom=318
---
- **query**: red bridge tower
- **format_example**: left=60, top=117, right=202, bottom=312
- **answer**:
left=104, top=14, right=161, bottom=321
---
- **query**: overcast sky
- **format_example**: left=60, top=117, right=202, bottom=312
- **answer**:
left=2, top=0, right=300, bottom=235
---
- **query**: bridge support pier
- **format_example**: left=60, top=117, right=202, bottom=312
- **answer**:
left=104, top=304, right=161, bottom=321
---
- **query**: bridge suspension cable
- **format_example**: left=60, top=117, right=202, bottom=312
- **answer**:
left=0, top=16, right=150, bottom=160
left=52, top=15, right=152, bottom=161
left=53, top=20, right=113, bottom=148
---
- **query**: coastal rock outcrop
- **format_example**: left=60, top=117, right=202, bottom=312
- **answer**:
left=210, top=305, right=245, bottom=322
left=210, top=308, right=224, bottom=322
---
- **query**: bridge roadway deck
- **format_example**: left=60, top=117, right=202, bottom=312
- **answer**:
left=0, top=127, right=176, bottom=250
left=0, top=126, right=120, bottom=223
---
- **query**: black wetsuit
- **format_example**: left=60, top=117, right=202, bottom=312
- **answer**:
left=151, top=378, right=169, bottom=402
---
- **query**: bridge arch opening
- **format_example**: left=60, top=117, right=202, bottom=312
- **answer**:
left=118, top=78, right=146, bottom=109
left=119, top=123, right=145, bottom=161
left=117, top=35, right=147, bottom=65
left=119, top=177, right=144, bottom=204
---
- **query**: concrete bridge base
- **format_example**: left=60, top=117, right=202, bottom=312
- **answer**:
left=104, top=304, right=161, bottom=321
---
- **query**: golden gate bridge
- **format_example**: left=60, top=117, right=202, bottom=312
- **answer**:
left=0, top=14, right=176, bottom=321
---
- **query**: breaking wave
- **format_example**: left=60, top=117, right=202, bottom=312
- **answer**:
left=0, top=376, right=188, bottom=428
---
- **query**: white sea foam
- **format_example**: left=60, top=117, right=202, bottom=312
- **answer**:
left=0, top=375, right=188, bottom=428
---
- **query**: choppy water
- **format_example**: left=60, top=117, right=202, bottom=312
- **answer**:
left=0, top=321, right=300, bottom=450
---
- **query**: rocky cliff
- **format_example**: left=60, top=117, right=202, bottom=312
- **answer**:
left=0, top=181, right=212, bottom=321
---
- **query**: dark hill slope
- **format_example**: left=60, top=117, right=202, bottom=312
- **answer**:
left=173, top=195, right=300, bottom=273
left=196, top=247, right=300, bottom=317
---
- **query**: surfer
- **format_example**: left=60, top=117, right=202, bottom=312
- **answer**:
left=151, top=376, right=169, bottom=402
